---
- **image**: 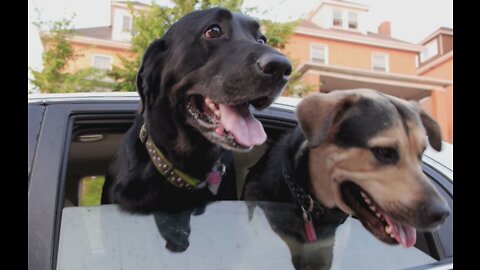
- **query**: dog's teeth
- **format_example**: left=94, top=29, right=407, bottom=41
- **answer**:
left=385, top=225, right=392, bottom=234
left=365, top=197, right=371, bottom=205
left=390, top=233, right=395, bottom=238
left=361, top=192, right=367, bottom=198
left=376, top=212, right=381, bottom=218
left=369, top=205, right=376, bottom=212
left=208, top=103, right=216, bottom=110
left=214, top=110, right=221, bottom=117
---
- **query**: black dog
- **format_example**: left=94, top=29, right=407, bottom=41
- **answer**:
left=101, top=8, right=291, bottom=213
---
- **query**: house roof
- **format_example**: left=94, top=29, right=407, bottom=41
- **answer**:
left=297, top=20, right=414, bottom=45
left=74, top=26, right=113, bottom=40
left=418, top=27, right=453, bottom=45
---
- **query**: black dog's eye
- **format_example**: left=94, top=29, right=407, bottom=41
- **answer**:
left=258, top=36, right=267, bottom=44
left=371, top=147, right=399, bottom=164
left=205, top=24, right=223, bottom=39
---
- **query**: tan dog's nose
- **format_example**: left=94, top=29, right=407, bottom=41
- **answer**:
left=425, top=201, right=450, bottom=224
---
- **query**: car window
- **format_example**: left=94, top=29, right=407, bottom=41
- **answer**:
left=56, top=202, right=437, bottom=270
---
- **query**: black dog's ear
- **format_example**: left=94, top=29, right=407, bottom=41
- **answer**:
left=296, top=92, right=359, bottom=148
left=136, top=64, right=146, bottom=114
left=409, top=101, right=443, bottom=151
left=136, top=38, right=168, bottom=114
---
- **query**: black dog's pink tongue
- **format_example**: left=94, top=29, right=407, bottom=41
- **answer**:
left=385, top=216, right=417, bottom=248
left=219, top=104, right=266, bottom=147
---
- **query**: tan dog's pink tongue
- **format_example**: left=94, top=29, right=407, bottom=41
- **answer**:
left=385, top=216, right=417, bottom=248
left=219, top=104, right=266, bottom=147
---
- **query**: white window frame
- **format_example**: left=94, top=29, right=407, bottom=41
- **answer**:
left=91, top=54, right=113, bottom=70
left=310, top=43, right=329, bottom=65
left=420, top=38, right=439, bottom=62
left=371, top=52, right=389, bottom=72
left=332, top=9, right=343, bottom=27
left=122, top=15, right=133, bottom=33
left=348, top=12, right=358, bottom=30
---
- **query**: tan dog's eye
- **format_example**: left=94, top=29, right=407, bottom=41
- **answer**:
left=205, top=24, right=223, bottom=38
left=371, top=147, right=399, bottom=164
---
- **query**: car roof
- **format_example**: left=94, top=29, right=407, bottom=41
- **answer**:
left=28, top=92, right=301, bottom=108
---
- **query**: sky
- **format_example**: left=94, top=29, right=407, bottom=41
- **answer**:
left=28, top=0, right=453, bottom=91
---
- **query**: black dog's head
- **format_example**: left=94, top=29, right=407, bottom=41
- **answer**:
left=137, top=8, right=291, bottom=152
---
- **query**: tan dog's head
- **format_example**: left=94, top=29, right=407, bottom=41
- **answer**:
left=296, top=89, right=450, bottom=247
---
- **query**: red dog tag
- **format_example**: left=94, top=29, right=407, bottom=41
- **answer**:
left=207, top=171, right=222, bottom=195
left=303, top=211, right=317, bottom=242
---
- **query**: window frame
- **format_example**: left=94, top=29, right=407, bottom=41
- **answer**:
left=122, top=14, right=133, bottom=33
left=420, top=38, right=439, bottom=63
left=371, top=52, right=389, bottom=72
left=332, top=8, right=343, bottom=27
left=310, top=43, right=329, bottom=64
left=91, top=54, right=113, bottom=70
left=348, top=12, right=358, bottom=30
left=28, top=101, right=139, bottom=270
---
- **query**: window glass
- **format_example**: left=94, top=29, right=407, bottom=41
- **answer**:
left=348, top=12, right=358, bottom=29
left=122, top=15, right=132, bottom=32
left=420, top=38, right=439, bottom=62
left=56, top=201, right=439, bottom=270
left=92, top=55, right=112, bottom=70
left=372, top=53, right=388, bottom=72
left=333, top=9, right=342, bottom=27
left=311, top=44, right=327, bottom=64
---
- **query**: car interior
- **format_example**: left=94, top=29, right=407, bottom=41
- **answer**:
left=63, top=113, right=295, bottom=207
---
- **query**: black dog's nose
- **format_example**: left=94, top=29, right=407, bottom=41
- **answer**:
left=257, top=54, right=292, bottom=78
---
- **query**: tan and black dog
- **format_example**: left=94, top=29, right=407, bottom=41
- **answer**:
left=243, top=89, right=450, bottom=268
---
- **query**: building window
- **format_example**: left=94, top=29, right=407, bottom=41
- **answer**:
left=310, top=44, right=328, bottom=64
left=91, top=54, right=113, bottom=70
left=122, top=15, right=132, bottom=33
left=348, top=12, right=358, bottom=29
left=333, top=9, right=342, bottom=27
left=372, top=53, right=389, bottom=72
left=420, top=38, right=439, bottom=62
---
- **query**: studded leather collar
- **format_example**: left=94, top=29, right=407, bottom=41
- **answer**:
left=139, top=125, right=201, bottom=190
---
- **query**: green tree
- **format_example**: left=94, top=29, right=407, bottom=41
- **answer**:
left=108, top=0, right=303, bottom=93
left=30, top=15, right=110, bottom=93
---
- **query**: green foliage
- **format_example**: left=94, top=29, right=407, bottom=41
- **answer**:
left=283, top=68, right=318, bottom=98
left=261, top=19, right=298, bottom=49
left=30, top=15, right=108, bottom=93
left=108, top=0, right=303, bottom=93
left=80, top=176, right=105, bottom=206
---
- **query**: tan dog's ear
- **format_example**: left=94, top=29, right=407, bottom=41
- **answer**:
left=409, top=101, right=443, bottom=151
left=296, top=92, right=359, bottom=148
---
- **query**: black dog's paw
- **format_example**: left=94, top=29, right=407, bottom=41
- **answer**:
left=165, top=239, right=189, bottom=253
left=192, top=203, right=207, bottom=216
